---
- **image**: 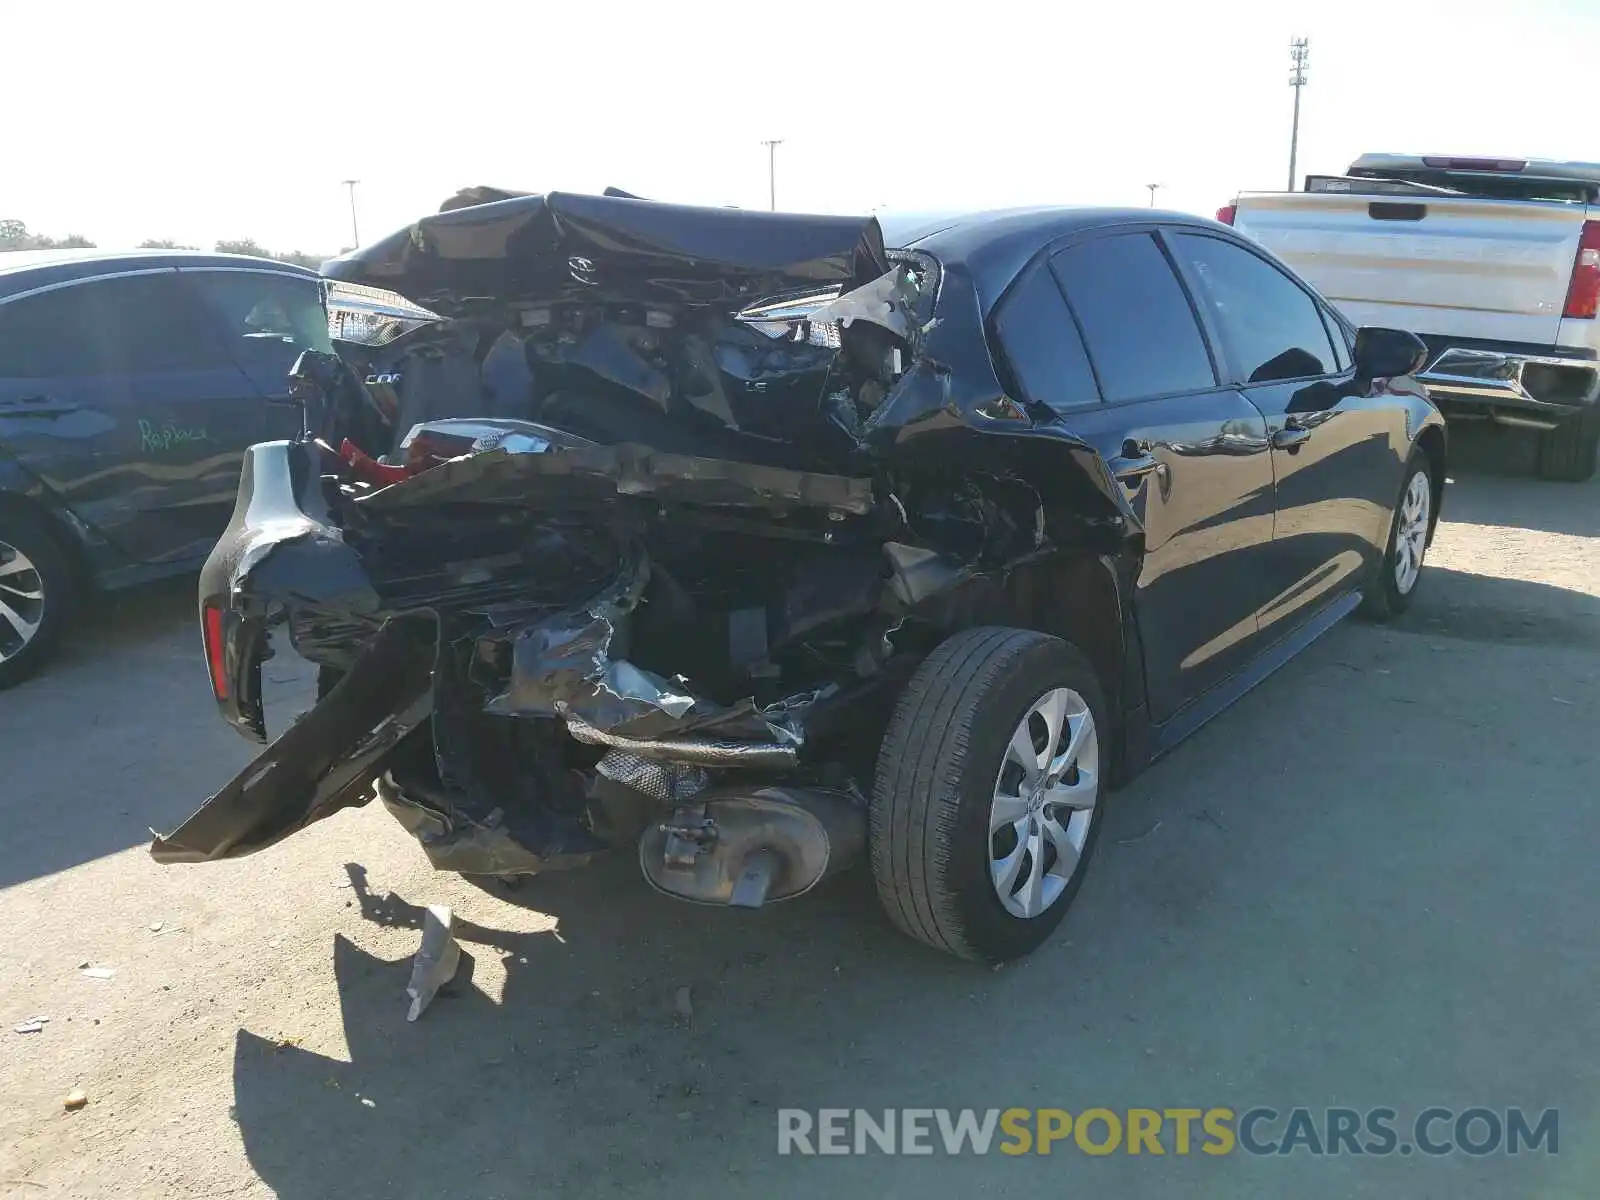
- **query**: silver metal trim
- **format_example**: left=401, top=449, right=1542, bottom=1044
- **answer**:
left=0, top=267, right=179, bottom=307
left=1417, top=347, right=1600, bottom=409
left=0, top=264, right=320, bottom=309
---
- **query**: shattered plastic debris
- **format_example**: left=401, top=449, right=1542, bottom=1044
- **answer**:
left=803, top=265, right=919, bottom=341
left=79, top=966, right=115, bottom=981
left=14, top=1017, right=49, bottom=1034
left=405, top=905, right=462, bottom=1022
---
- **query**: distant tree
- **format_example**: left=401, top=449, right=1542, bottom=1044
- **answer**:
left=214, top=238, right=270, bottom=258
left=0, top=221, right=95, bottom=251
left=274, top=250, right=326, bottom=269
left=139, top=238, right=198, bottom=250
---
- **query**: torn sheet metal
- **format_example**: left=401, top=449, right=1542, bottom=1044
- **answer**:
left=150, top=620, right=435, bottom=863
left=405, top=905, right=461, bottom=1022
left=360, top=440, right=877, bottom=517
left=380, top=780, right=605, bottom=876
left=884, top=541, right=970, bottom=606
left=803, top=265, right=921, bottom=342
left=482, top=549, right=699, bottom=736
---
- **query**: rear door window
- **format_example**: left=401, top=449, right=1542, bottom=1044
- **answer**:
left=1050, top=234, right=1216, bottom=402
left=0, top=272, right=221, bottom=377
left=1170, top=233, right=1340, bottom=384
left=991, top=263, right=1101, bottom=412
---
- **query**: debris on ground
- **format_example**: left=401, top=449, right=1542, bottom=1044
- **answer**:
left=673, top=986, right=694, bottom=1021
left=405, top=905, right=461, bottom=1022
left=1116, top=820, right=1163, bottom=846
left=63, top=1088, right=88, bottom=1111
left=79, top=967, right=115, bottom=981
left=14, top=1017, right=49, bottom=1034
left=148, top=922, right=163, bottom=933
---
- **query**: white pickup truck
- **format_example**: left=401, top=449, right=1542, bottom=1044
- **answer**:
left=1222, top=154, right=1600, bottom=480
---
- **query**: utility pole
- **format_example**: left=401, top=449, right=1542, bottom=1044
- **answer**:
left=1288, top=38, right=1309, bottom=191
left=1145, top=183, right=1162, bottom=208
left=760, top=139, right=784, bottom=211
left=342, top=179, right=361, bottom=249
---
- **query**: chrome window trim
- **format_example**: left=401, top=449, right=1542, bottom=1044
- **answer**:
left=0, top=267, right=181, bottom=307
left=0, top=265, right=321, bottom=310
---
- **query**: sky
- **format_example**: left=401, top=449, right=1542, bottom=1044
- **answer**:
left=4, top=0, right=1598, bottom=254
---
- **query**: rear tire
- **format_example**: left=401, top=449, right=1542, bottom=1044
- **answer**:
left=0, top=511, right=75, bottom=690
left=869, top=627, right=1110, bottom=963
left=1535, top=414, right=1599, bottom=482
left=1361, top=452, right=1432, bottom=621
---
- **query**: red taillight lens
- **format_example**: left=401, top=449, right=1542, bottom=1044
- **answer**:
left=1216, top=204, right=1237, bottom=226
left=1563, top=220, right=1600, bottom=319
left=404, top=430, right=476, bottom=472
left=202, top=604, right=229, bottom=700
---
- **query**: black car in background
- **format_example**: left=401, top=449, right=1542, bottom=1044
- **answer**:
left=0, top=250, right=334, bottom=686
left=155, top=195, right=1447, bottom=965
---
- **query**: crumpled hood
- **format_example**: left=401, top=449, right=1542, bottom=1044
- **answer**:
left=321, top=191, right=890, bottom=317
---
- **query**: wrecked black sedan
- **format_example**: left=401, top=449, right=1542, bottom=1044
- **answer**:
left=154, top=192, right=1446, bottom=963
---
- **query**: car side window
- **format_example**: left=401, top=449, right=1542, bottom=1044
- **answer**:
left=1050, top=234, right=1216, bottom=402
left=0, top=288, right=100, bottom=378
left=184, top=271, right=332, bottom=375
left=991, top=262, right=1101, bottom=412
left=1171, top=233, right=1340, bottom=385
left=0, top=273, right=222, bottom=377
left=1321, top=307, right=1354, bottom=372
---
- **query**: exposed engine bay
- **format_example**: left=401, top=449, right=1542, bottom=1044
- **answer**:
left=155, top=190, right=1129, bottom=911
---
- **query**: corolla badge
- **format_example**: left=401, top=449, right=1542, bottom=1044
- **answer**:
left=568, top=256, right=598, bottom=285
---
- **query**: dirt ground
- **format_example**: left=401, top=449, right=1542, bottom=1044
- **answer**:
left=1, top=426, right=1595, bottom=1199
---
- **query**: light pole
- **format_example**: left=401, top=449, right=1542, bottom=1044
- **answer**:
left=1288, top=38, right=1309, bottom=191
left=342, top=179, right=361, bottom=249
left=760, top=139, right=784, bottom=211
left=1146, top=183, right=1162, bottom=208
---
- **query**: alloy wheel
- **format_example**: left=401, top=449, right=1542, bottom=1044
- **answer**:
left=1394, top=471, right=1430, bottom=595
left=988, top=686, right=1100, bottom=919
left=0, top=541, right=46, bottom=664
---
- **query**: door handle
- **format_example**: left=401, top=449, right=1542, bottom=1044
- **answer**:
left=1271, top=425, right=1313, bottom=450
left=1112, top=438, right=1161, bottom=481
left=0, top=395, right=80, bottom=418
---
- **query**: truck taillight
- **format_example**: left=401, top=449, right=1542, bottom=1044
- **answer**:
left=1563, top=220, right=1600, bottom=319
left=1216, top=204, right=1237, bottom=226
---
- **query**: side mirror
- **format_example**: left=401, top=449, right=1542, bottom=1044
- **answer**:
left=1353, top=327, right=1428, bottom=379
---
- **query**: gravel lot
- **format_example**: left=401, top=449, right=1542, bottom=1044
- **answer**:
left=1, top=427, right=1595, bottom=1199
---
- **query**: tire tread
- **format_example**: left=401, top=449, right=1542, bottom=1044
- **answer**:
left=871, top=627, right=1064, bottom=960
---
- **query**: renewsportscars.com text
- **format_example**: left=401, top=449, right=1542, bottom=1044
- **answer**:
left=776, top=1107, right=1559, bottom=1157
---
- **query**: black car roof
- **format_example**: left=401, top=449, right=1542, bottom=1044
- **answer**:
left=0, top=249, right=320, bottom=303
left=890, top=206, right=1232, bottom=310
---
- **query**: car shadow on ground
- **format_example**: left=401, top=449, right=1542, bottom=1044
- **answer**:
left=1441, top=423, right=1599, bottom=538
left=0, top=573, right=316, bottom=890
left=225, top=568, right=1600, bottom=1200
